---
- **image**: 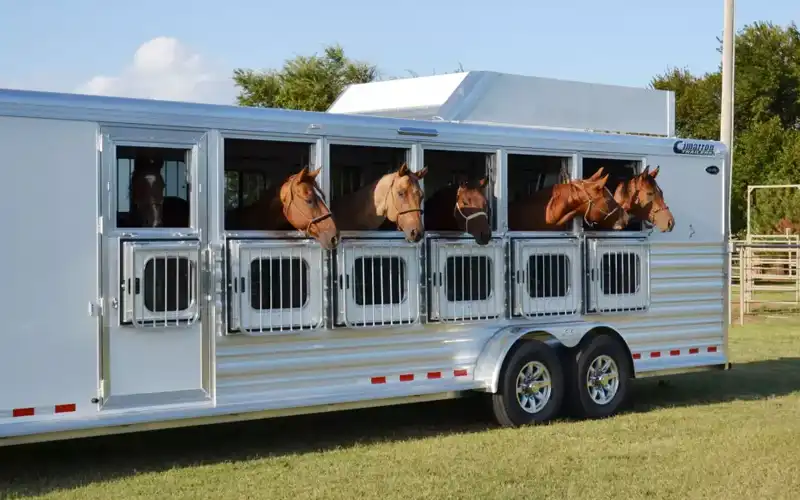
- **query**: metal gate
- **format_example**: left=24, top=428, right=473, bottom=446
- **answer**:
left=511, top=238, right=581, bottom=318
left=227, top=239, right=325, bottom=334
left=586, top=237, right=650, bottom=313
left=335, top=239, right=422, bottom=327
left=428, top=238, right=505, bottom=321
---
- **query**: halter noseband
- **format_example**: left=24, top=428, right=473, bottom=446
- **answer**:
left=454, top=202, right=488, bottom=234
left=575, top=182, right=620, bottom=227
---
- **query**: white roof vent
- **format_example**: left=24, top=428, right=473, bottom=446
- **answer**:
left=327, top=71, right=675, bottom=137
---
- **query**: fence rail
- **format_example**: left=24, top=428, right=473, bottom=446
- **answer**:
left=729, top=236, right=800, bottom=324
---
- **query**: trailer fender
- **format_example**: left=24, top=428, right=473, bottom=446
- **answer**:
left=473, top=322, right=620, bottom=394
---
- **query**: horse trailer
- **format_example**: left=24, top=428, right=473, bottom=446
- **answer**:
left=0, top=71, right=731, bottom=447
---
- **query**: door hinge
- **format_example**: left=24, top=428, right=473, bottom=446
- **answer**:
left=98, top=380, right=106, bottom=399
left=88, top=300, right=103, bottom=317
left=97, top=216, right=104, bottom=234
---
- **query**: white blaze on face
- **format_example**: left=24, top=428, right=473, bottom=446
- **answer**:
left=143, top=174, right=158, bottom=187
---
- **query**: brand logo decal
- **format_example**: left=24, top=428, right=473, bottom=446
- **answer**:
left=673, top=140, right=716, bottom=156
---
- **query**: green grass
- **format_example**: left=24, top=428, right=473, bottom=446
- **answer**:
left=2, top=318, right=800, bottom=500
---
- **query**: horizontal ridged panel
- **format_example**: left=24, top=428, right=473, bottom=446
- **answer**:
left=214, top=241, right=727, bottom=404
left=624, top=242, right=726, bottom=372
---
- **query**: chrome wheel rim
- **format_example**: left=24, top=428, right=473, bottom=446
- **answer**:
left=516, top=361, right=552, bottom=414
left=586, top=354, right=620, bottom=405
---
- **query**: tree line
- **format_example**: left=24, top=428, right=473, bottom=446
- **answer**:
left=232, top=22, right=800, bottom=236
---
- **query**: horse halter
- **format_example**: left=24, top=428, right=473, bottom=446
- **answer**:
left=575, top=182, right=620, bottom=227
left=454, top=202, right=488, bottom=234
left=283, top=177, right=333, bottom=237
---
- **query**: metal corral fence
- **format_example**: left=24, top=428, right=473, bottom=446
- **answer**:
left=730, top=234, right=800, bottom=324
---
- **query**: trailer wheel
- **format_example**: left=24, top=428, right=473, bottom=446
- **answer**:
left=491, top=340, right=564, bottom=427
left=570, top=334, right=631, bottom=419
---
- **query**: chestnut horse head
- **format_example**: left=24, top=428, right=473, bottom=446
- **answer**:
left=130, top=154, right=165, bottom=227
left=614, top=165, right=674, bottom=232
left=565, top=168, right=632, bottom=230
left=375, top=163, right=428, bottom=243
left=280, top=166, right=340, bottom=250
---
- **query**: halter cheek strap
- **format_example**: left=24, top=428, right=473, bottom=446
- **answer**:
left=576, top=183, right=620, bottom=228
left=383, top=177, right=423, bottom=231
left=283, top=179, right=333, bottom=237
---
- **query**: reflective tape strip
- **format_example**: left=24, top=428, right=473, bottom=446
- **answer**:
left=369, top=368, right=471, bottom=385
left=1, top=404, right=77, bottom=419
left=632, top=346, right=722, bottom=361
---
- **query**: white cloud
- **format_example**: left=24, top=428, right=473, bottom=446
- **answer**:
left=76, top=37, right=236, bottom=104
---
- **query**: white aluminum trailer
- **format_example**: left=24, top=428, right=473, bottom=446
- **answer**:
left=0, top=71, right=731, bottom=447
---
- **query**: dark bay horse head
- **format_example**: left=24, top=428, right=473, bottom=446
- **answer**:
left=130, top=154, right=165, bottom=227
left=453, top=176, right=491, bottom=245
left=377, top=163, right=428, bottom=243
left=280, top=166, right=340, bottom=250
left=614, top=165, right=674, bottom=232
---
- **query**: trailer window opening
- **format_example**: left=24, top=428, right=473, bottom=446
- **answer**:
left=249, top=257, right=310, bottom=310
left=422, top=149, right=498, bottom=231
left=223, top=138, right=317, bottom=231
left=528, top=254, right=570, bottom=298
left=142, top=257, right=195, bottom=312
left=116, top=146, right=191, bottom=229
left=600, top=253, right=641, bottom=295
left=507, top=154, right=571, bottom=231
left=353, top=257, right=407, bottom=306
left=582, top=157, right=643, bottom=232
left=445, top=256, right=493, bottom=302
left=329, top=144, right=411, bottom=232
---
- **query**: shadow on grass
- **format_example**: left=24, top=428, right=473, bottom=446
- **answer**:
left=1, top=357, right=799, bottom=498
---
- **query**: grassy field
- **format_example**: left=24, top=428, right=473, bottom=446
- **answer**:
left=2, top=317, right=800, bottom=500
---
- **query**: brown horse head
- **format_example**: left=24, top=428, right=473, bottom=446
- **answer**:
left=130, top=154, right=165, bottom=227
left=454, top=176, right=491, bottom=245
left=615, top=165, right=674, bottom=232
left=377, top=163, right=428, bottom=243
left=547, top=169, right=631, bottom=230
left=280, top=166, right=340, bottom=250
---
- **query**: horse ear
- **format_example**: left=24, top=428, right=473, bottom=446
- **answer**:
left=595, top=173, right=610, bottom=188
left=588, top=167, right=604, bottom=181
left=295, top=166, right=309, bottom=182
left=397, top=163, right=410, bottom=177
left=648, top=165, right=660, bottom=178
left=415, top=166, right=429, bottom=179
left=478, top=176, right=489, bottom=188
left=306, top=167, right=321, bottom=180
left=641, top=165, right=650, bottom=177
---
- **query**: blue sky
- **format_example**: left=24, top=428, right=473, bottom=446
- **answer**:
left=0, top=0, right=795, bottom=104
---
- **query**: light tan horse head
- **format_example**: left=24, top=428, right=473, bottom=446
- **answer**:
left=279, top=166, right=340, bottom=250
left=376, top=162, right=428, bottom=243
left=615, top=165, right=674, bottom=232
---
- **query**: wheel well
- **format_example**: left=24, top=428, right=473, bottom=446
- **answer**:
left=577, top=326, right=635, bottom=377
left=496, top=331, right=563, bottom=388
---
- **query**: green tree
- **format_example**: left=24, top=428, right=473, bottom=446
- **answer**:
left=651, top=21, right=800, bottom=235
left=232, top=44, right=379, bottom=111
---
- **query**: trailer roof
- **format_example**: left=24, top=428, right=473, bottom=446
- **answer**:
left=327, top=71, right=676, bottom=137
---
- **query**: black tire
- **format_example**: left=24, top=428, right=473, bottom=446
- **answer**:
left=491, top=340, right=564, bottom=427
left=567, top=334, right=631, bottom=419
